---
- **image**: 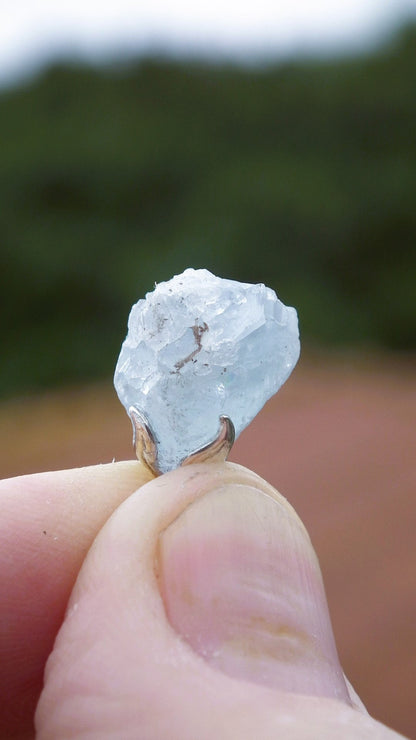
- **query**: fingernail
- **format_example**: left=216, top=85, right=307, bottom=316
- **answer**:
left=158, top=484, right=350, bottom=702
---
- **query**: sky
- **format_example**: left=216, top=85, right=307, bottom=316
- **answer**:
left=1, top=0, right=415, bottom=87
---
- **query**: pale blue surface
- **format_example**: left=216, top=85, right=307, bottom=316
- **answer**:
left=114, top=268, right=300, bottom=473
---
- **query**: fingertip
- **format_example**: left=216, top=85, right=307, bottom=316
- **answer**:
left=36, top=462, right=351, bottom=739
left=0, top=460, right=154, bottom=740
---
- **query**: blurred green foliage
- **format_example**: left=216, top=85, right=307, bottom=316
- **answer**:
left=1, top=26, right=415, bottom=397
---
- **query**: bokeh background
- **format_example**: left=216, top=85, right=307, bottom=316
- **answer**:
left=1, top=2, right=415, bottom=737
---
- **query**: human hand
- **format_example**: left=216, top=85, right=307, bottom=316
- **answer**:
left=0, top=462, right=407, bottom=739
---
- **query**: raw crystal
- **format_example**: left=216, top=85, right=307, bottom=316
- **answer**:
left=114, top=268, right=300, bottom=473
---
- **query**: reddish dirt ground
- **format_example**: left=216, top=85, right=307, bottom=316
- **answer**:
left=1, top=353, right=415, bottom=738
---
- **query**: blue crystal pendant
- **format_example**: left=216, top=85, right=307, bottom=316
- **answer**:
left=114, top=268, right=300, bottom=475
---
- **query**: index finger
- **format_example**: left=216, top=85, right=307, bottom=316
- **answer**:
left=0, top=461, right=153, bottom=740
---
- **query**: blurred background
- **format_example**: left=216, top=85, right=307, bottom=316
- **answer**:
left=1, top=1, right=415, bottom=737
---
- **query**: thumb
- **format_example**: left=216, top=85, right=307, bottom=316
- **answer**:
left=36, top=462, right=368, bottom=739
left=159, top=468, right=349, bottom=700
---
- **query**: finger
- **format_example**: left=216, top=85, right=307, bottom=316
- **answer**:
left=0, top=460, right=153, bottom=740
left=36, top=462, right=402, bottom=739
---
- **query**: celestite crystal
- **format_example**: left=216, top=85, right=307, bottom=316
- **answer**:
left=114, top=268, right=300, bottom=473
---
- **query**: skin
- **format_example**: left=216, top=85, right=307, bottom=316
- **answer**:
left=0, top=461, right=407, bottom=739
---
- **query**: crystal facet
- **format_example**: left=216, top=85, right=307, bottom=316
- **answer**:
left=114, top=268, right=300, bottom=473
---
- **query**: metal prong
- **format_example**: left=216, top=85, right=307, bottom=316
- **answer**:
left=181, top=415, right=235, bottom=468
left=129, top=409, right=235, bottom=475
left=129, top=406, right=160, bottom=475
